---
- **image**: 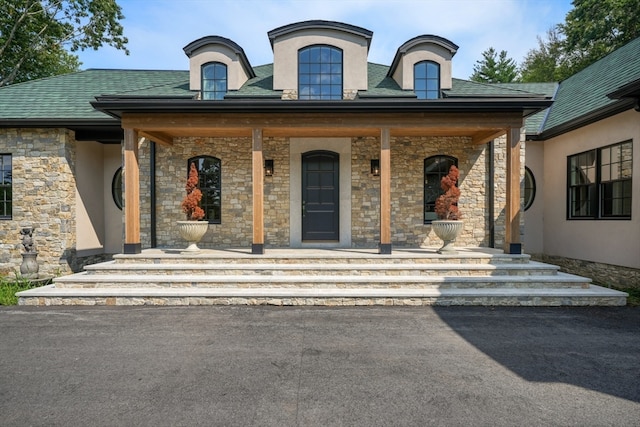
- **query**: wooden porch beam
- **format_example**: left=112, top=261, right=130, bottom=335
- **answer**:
left=123, top=128, right=141, bottom=254
left=472, top=129, right=506, bottom=145
left=504, top=127, right=522, bottom=254
left=138, top=130, right=174, bottom=146
left=122, top=112, right=524, bottom=131
left=252, top=128, right=265, bottom=254
left=379, top=128, right=392, bottom=254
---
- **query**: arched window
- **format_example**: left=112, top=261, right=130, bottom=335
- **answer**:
left=298, top=45, right=343, bottom=100
left=201, top=62, right=227, bottom=100
left=424, top=155, right=457, bottom=223
left=112, top=167, right=123, bottom=210
left=188, top=156, right=221, bottom=223
left=524, top=166, right=536, bottom=211
left=414, top=61, right=440, bottom=100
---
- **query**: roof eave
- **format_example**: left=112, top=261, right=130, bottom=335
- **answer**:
left=91, top=97, right=552, bottom=118
left=533, top=99, right=636, bottom=140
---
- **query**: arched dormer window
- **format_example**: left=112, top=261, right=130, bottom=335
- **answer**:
left=188, top=155, right=221, bottom=223
left=414, top=61, right=440, bottom=99
left=298, top=45, right=343, bottom=100
left=424, top=155, right=457, bottom=223
left=201, top=62, right=227, bottom=100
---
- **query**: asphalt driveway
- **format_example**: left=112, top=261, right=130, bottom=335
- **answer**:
left=1, top=306, right=639, bottom=426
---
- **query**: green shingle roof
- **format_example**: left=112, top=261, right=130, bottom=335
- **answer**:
left=0, top=63, right=553, bottom=123
left=541, top=36, right=640, bottom=133
left=0, top=69, right=190, bottom=121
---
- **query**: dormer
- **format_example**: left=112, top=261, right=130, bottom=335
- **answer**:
left=268, top=20, right=373, bottom=100
left=183, top=36, right=255, bottom=99
left=388, top=35, right=458, bottom=98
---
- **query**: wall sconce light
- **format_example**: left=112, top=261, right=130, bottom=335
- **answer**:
left=371, top=159, right=380, bottom=176
left=264, top=159, right=274, bottom=176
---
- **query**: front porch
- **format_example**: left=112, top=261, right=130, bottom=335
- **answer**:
left=18, top=248, right=627, bottom=306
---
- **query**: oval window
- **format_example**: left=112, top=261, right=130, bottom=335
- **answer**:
left=112, top=167, right=123, bottom=210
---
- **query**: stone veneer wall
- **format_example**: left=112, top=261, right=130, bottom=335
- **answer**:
left=152, top=137, right=256, bottom=248
left=0, top=128, right=79, bottom=276
left=146, top=134, right=511, bottom=250
left=531, top=254, right=640, bottom=290
left=351, top=136, right=500, bottom=248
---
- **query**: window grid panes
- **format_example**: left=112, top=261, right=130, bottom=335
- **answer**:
left=567, top=140, right=632, bottom=219
left=414, top=61, right=440, bottom=99
left=524, top=166, right=536, bottom=211
left=189, top=156, right=221, bottom=223
left=0, top=154, right=11, bottom=219
left=201, top=62, right=227, bottom=100
left=424, top=155, right=457, bottom=223
left=298, top=45, right=343, bottom=100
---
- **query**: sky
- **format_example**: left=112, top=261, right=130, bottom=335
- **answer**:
left=77, top=0, right=574, bottom=80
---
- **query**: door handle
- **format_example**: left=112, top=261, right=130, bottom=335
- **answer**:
left=302, top=201, right=306, bottom=217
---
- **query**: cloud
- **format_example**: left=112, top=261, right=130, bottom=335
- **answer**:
left=78, top=0, right=572, bottom=79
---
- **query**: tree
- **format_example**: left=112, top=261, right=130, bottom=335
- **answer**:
left=560, top=0, right=640, bottom=75
left=520, top=28, right=570, bottom=82
left=520, top=0, right=640, bottom=82
left=469, top=48, right=519, bottom=83
left=0, top=0, right=129, bottom=87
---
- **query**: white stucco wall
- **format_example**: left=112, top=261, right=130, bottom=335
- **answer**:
left=272, top=29, right=368, bottom=91
left=523, top=141, right=544, bottom=254
left=103, top=144, right=123, bottom=254
left=76, top=142, right=105, bottom=254
left=392, top=44, right=454, bottom=90
left=542, top=109, right=640, bottom=269
left=188, top=44, right=251, bottom=91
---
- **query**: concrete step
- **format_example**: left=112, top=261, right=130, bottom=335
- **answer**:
left=52, top=272, right=589, bottom=289
left=111, top=251, right=532, bottom=266
left=17, top=284, right=628, bottom=307
left=83, top=261, right=560, bottom=277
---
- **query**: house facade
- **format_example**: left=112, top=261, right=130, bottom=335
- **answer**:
left=0, top=21, right=636, bottom=289
left=522, top=36, right=640, bottom=289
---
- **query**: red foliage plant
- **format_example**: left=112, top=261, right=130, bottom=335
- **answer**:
left=434, top=165, right=462, bottom=220
left=181, top=162, right=205, bottom=221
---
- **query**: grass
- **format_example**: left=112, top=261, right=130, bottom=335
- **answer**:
left=0, top=276, right=41, bottom=305
left=619, top=286, right=640, bottom=307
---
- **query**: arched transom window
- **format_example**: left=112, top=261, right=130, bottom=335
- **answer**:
left=298, top=45, right=343, bottom=100
left=414, top=61, right=440, bottom=99
left=201, top=62, right=227, bottom=100
left=424, top=155, right=457, bottom=223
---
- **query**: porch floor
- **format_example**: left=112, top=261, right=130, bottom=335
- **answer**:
left=18, top=247, right=628, bottom=306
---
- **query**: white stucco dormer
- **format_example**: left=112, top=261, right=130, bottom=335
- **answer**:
left=183, top=36, right=255, bottom=97
left=388, top=35, right=458, bottom=95
left=267, top=20, right=373, bottom=99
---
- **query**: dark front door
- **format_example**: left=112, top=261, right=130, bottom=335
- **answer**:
left=302, top=151, right=339, bottom=241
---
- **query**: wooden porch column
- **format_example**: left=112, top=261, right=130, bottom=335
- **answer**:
left=504, top=127, right=522, bottom=254
left=252, top=128, right=265, bottom=254
left=379, top=128, right=392, bottom=254
left=123, top=128, right=141, bottom=254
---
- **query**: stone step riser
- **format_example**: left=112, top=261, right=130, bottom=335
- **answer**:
left=18, top=295, right=626, bottom=307
left=54, top=280, right=589, bottom=290
left=84, top=268, right=559, bottom=277
left=112, top=257, right=531, bottom=266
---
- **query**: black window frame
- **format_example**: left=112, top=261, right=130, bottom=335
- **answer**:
left=112, top=167, right=123, bottom=210
left=188, top=155, right=222, bottom=224
left=414, top=60, right=440, bottom=100
left=201, top=62, right=227, bottom=100
left=524, top=166, right=536, bottom=211
left=567, top=140, right=632, bottom=220
left=424, top=155, right=457, bottom=224
left=298, top=45, right=343, bottom=100
left=0, top=154, right=11, bottom=220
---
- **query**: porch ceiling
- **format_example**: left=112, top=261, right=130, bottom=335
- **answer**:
left=123, top=111, right=520, bottom=146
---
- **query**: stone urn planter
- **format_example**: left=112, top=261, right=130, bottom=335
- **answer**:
left=431, top=220, right=463, bottom=254
left=177, top=221, right=209, bottom=252
left=179, top=162, right=207, bottom=252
